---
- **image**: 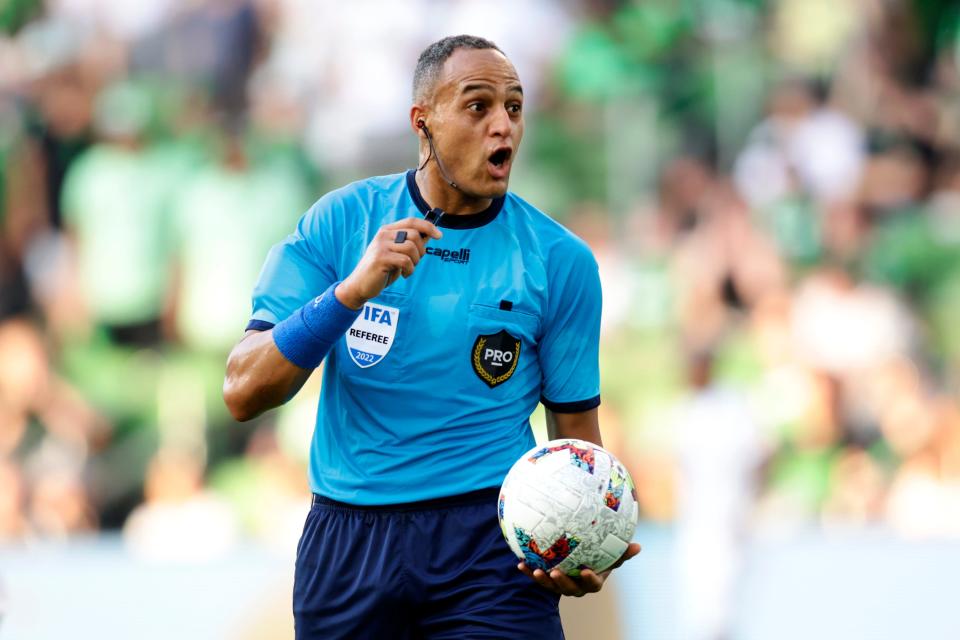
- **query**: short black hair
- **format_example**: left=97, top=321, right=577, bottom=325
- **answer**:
left=413, top=35, right=503, bottom=103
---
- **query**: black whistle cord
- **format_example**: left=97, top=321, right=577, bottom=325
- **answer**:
left=418, top=124, right=459, bottom=191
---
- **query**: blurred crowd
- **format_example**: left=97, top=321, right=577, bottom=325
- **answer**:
left=0, top=0, right=575, bottom=555
left=1, top=0, right=959, bottom=573
left=586, top=0, right=960, bottom=543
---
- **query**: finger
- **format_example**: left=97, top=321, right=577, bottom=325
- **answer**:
left=609, top=542, right=642, bottom=571
left=574, top=569, right=604, bottom=593
left=389, top=237, right=422, bottom=268
left=528, top=567, right=562, bottom=595
left=395, top=228, right=427, bottom=256
left=384, top=253, right=415, bottom=278
left=549, top=570, right=590, bottom=596
left=400, top=255, right=415, bottom=277
left=377, top=228, right=427, bottom=258
left=518, top=562, right=548, bottom=588
left=517, top=562, right=536, bottom=580
left=384, top=217, right=442, bottom=240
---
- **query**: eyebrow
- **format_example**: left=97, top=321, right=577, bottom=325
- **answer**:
left=461, top=82, right=524, bottom=96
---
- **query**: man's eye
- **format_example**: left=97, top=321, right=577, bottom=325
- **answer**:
left=468, top=103, right=485, bottom=112
left=509, top=103, right=523, bottom=114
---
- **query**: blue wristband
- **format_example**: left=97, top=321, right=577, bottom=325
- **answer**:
left=272, top=281, right=362, bottom=369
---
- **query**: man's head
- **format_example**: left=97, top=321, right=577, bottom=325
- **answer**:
left=411, top=35, right=524, bottom=200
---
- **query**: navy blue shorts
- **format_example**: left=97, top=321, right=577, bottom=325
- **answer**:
left=293, top=487, right=564, bottom=639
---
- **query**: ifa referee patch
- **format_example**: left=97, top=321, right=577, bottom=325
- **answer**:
left=472, top=330, right=521, bottom=388
left=346, top=302, right=399, bottom=368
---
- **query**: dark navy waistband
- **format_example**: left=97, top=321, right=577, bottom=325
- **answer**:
left=311, top=486, right=500, bottom=512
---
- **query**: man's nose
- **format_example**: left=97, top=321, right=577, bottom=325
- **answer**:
left=489, top=106, right=512, bottom=137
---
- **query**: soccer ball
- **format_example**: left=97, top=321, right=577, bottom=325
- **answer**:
left=498, top=438, right=638, bottom=576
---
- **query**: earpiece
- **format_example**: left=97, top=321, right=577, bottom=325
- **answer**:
left=416, top=119, right=426, bottom=130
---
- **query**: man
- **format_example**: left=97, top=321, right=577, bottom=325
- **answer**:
left=223, top=35, right=640, bottom=639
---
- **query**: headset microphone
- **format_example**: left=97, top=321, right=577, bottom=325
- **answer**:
left=416, top=120, right=459, bottom=191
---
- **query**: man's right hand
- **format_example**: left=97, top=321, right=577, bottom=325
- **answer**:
left=335, top=217, right=442, bottom=310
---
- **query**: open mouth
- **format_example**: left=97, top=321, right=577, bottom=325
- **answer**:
left=488, top=147, right=512, bottom=168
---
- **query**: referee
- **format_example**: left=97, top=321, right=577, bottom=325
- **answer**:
left=224, top=35, right=640, bottom=639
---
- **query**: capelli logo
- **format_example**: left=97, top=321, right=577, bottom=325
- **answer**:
left=426, top=247, right=471, bottom=264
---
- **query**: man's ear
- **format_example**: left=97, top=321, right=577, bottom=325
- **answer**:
left=410, top=106, right=429, bottom=137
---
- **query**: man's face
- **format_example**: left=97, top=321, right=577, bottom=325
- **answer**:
left=425, top=48, right=524, bottom=198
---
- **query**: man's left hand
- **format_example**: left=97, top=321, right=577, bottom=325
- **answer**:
left=517, top=542, right=641, bottom=597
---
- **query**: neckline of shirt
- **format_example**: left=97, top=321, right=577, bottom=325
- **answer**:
left=405, top=169, right=505, bottom=229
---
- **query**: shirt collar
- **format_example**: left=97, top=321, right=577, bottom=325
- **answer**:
left=405, top=169, right=505, bottom=229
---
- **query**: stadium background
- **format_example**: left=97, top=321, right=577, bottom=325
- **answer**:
left=2, top=0, right=960, bottom=638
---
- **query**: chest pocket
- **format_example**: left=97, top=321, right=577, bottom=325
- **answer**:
left=466, top=303, right=541, bottom=391
left=338, top=291, right=409, bottom=378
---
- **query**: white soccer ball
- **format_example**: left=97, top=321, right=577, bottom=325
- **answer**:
left=498, top=438, right=639, bottom=576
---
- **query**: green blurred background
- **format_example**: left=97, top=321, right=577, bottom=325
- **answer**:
left=2, top=0, right=960, bottom=638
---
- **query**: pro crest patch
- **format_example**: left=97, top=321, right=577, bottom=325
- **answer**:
left=472, top=329, right=521, bottom=388
left=346, top=302, right=399, bottom=368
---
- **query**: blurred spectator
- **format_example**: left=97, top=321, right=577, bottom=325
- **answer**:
left=59, top=81, right=178, bottom=345
left=821, top=447, right=887, bottom=526
left=46, top=0, right=180, bottom=42
left=0, top=317, right=107, bottom=450
left=123, top=447, right=239, bottom=562
left=670, top=179, right=786, bottom=350
left=170, top=127, right=307, bottom=354
left=209, top=424, right=309, bottom=554
left=790, top=268, right=915, bottom=374
left=28, top=462, right=97, bottom=538
left=0, top=461, right=29, bottom=541
left=735, top=79, right=865, bottom=209
left=131, top=0, right=261, bottom=117
left=673, top=352, right=766, bottom=640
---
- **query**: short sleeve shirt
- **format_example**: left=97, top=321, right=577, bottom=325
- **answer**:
left=248, top=171, right=602, bottom=504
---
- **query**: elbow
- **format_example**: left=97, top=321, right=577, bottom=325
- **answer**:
left=223, top=376, right=260, bottom=422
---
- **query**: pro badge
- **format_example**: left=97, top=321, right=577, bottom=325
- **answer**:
left=472, top=329, right=521, bottom=388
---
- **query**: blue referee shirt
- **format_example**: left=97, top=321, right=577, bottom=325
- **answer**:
left=247, top=170, right=601, bottom=504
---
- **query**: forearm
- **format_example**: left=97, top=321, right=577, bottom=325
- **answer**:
left=225, top=217, right=442, bottom=422
left=545, top=407, right=602, bottom=446
left=223, top=329, right=313, bottom=421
